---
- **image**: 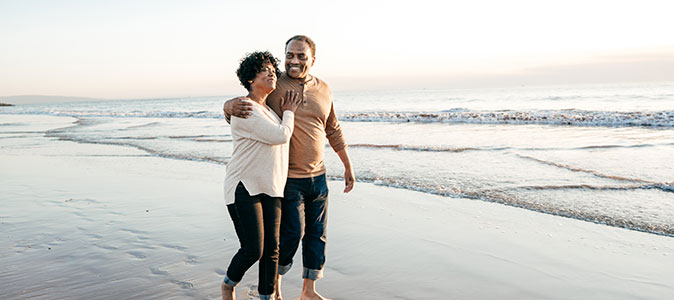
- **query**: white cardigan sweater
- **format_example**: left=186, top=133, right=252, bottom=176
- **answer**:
left=224, top=100, right=294, bottom=204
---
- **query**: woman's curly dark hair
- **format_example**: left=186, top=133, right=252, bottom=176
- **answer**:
left=236, top=51, right=281, bottom=91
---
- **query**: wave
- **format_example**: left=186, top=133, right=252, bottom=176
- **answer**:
left=3, top=110, right=224, bottom=119
left=195, top=138, right=232, bottom=143
left=168, top=135, right=210, bottom=139
left=347, top=143, right=670, bottom=154
left=0, top=131, right=45, bottom=134
left=46, top=132, right=230, bottom=165
left=514, top=154, right=653, bottom=184
left=123, top=121, right=162, bottom=130
left=328, top=173, right=674, bottom=237
left=514, top=154, right=674, bottom=192
left=112, top=136, right=157, bottom=140
left=4, top=108, right=674, bottom=127
left=513, top=183, right=674, bottom=193
left=339, top=109, right=674, bottom=127
left=41, top=118, right=674, bottom=237
left=348, top=144, right=483, bottom=152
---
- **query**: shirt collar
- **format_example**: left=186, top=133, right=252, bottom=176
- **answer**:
left=283, top=73, right=314, bottom=86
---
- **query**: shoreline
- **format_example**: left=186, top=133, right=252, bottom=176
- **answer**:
left=1, top=116, right=673, bottom=299
left=341, top=176, right=674, bottom=239
left=5, top=111, right=668, bottom=238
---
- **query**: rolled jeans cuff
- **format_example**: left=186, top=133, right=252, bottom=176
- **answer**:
left=302, top=267, right=324, bottom=280
left=223, top=276, right=239, bottom=287
left=278, top=262, right=292, bottom=275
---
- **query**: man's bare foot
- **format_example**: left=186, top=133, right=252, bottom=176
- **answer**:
left=298, top=290, right=330, bottom=300
left=298, top=278, right=330, bottom=300
left=273, top=274, right=283, bottom=300
left=221, top=282, right=235, bottom=300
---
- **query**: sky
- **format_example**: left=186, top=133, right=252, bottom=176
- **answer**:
left=1, top=0, right=673, bottom=99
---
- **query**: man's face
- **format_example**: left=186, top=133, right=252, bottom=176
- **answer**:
left=285, top=40, right=315, bottom=79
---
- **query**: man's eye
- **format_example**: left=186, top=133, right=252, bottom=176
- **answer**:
left=286, top=54, right=293, bottom=59
left=298, top=54, right=306, bottom=60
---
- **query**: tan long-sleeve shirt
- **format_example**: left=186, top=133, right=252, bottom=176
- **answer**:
left=266, top=73, right=347, bottom=178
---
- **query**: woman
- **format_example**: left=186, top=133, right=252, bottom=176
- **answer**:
left=222, top=51, right=301, bottom=300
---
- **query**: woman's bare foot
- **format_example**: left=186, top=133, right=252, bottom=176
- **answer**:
left=274, top=274, right=283, bottom=300
left=221, top=282, right=235, bottom=300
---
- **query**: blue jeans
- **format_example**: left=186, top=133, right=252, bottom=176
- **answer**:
left=277, top=174, right=329, bottom=280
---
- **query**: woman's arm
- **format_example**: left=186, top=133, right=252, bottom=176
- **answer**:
left=233, top=107, right=295, bottom=145
left=231, top=91, right=301, bottom=145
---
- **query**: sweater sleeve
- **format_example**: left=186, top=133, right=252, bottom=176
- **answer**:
left=232, top=105, right=294, bottom=145
left=325, top=91, right=347, bottom=152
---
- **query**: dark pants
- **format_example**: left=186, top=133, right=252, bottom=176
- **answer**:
left=277, top=174, right=329, bottom=280
left=226, top=182, right=281, bottom=296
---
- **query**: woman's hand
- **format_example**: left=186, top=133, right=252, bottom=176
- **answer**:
left=280, top=90, right=302, bottom=113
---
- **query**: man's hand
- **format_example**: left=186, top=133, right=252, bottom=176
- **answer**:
left=336, top=148, right=355, bottom=193
left=223, top=97, right=254, bottom=119
left=343, top=166, right=355, bottom=193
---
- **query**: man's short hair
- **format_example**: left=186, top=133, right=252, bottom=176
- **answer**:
left=285, top=35, right=316, bottom=57
left=236, top=51, right=280, bottom=91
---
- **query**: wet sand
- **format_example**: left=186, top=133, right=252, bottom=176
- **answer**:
left=1, top=115, right=673, bottom=299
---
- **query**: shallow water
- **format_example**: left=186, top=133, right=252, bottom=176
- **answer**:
left=2, top=82, right=673, bottom=236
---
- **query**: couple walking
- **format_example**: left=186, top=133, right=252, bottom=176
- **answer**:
left=221, top=35, right=354, bottom=300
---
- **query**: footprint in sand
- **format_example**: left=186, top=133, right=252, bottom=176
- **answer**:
left=246, top=285, right=259, bottom=298
left=184, top=255, right=198, bottom=265
left=86, top=233, right=103, bottom=239
left=161, top=243, right=188, bottom=251
left=127, top=250, right=147, bottom=259
left=120, top=228, right=149, bottom=235
left=170, top=280, right=194, bottom=289
left=93, top=243, right=118, bottom=251
left=214, top=268, right=226, bottom=276
left=133, top=242, right=157, bottom=250
left=149, top=266, right=169, bottom=276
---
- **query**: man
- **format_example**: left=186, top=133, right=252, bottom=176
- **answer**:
left=223, top=35, right=354, bottom=300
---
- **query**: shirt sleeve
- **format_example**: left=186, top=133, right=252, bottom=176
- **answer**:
left=232, top=105, right=294, bottom=145
left=325, top=90, right=347, bottom=152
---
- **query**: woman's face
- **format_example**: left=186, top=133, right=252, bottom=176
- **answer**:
left=250, top=63, right=277, bottom=92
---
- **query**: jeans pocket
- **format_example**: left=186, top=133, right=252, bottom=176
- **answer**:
left=283, top=179, right=303, bottom=202
left=316, top=176, right=329, bottom=199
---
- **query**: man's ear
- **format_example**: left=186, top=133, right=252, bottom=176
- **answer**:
left=310, top=56, right=316, bottom=67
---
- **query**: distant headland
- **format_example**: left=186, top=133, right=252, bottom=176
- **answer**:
left=0, top=95, right=107, bottom=105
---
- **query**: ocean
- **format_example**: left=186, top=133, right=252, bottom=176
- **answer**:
left=2, top=81, right=673, bottom=237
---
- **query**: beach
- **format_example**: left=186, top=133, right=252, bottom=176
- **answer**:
left=4, top=0, right=674, bottom=297
left=2, top=114, right=673, bottom=299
